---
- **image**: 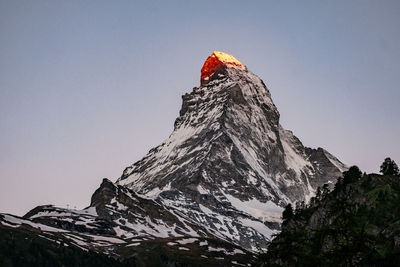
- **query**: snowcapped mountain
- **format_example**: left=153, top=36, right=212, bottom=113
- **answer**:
left=0, top=51, right=346, bottom=265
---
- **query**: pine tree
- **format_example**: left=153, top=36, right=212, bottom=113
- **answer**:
left=380, top=157, right=400, bottom=175
left=343, top=166, right=362, bottom=184
left=282, top=203, right=294, bottom=221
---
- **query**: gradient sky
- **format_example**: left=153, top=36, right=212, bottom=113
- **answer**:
left=1, top=0, right=399, bottom=216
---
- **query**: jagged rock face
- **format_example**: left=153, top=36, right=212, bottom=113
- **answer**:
left=10, top=51, right=347, bottom=258
left=118, top=52, right=346, bottom=203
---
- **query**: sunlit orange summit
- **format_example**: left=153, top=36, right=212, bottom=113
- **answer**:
left=200, top=51, right=246, bottom=85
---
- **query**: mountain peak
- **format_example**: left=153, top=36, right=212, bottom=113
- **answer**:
left=12, top=52, right=347, bottom=257
left=200, top=51, right=246, bottom=85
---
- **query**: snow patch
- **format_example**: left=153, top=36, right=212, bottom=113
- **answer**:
left=223, top=193, right=283, bottom=223
left=177, top=238, right=198, bottom=245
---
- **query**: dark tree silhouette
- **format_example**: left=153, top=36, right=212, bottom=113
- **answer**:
left=380, top=157, right=399, bottom=175
left=343, top=166, right=362, bottom=184
left=282, top=203, right=294, bottom=221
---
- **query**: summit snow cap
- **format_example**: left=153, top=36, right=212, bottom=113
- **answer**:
left=200, top=51, right=246, bottom=85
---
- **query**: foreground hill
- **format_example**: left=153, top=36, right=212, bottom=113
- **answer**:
left=256, top=167, right=400, bottom=266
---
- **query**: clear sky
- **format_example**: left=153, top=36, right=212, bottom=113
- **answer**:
left=1, top=0, right=399, bottom=215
